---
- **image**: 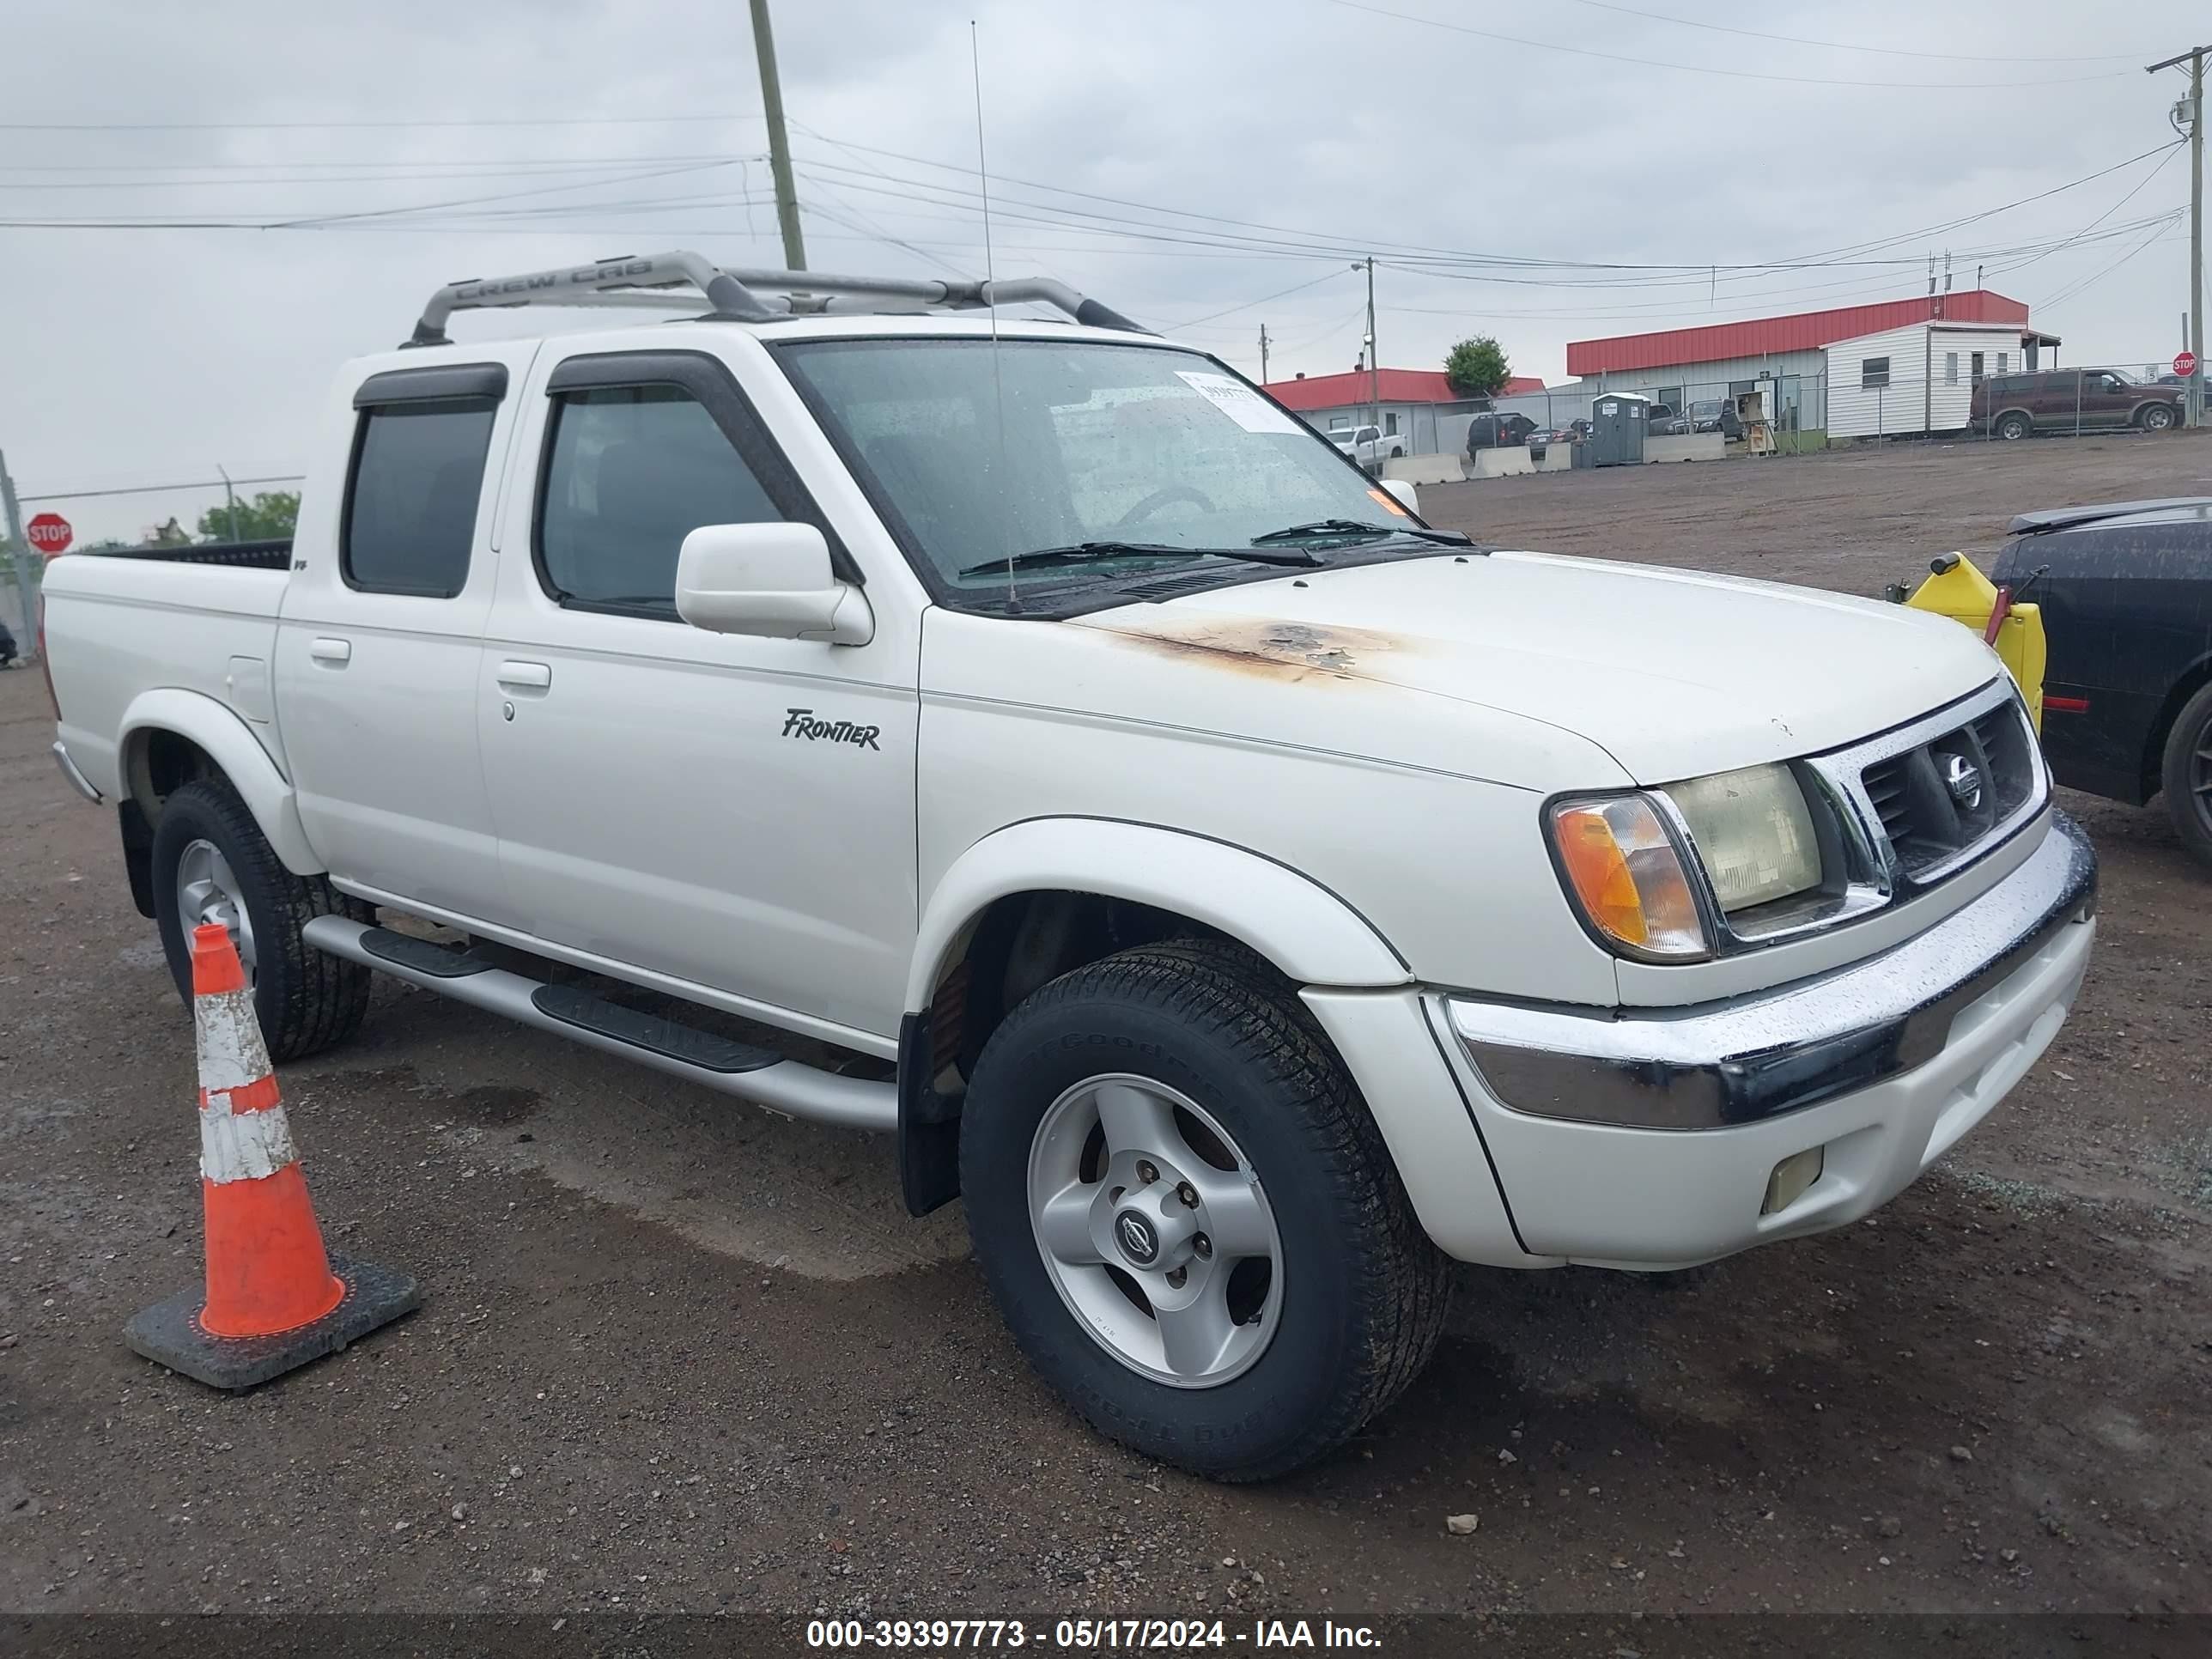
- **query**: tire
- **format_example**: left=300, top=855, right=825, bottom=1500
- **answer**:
left=150, top=776, right=372, bottom=1061
left=1996, top=411, right=2032, bottom=441
left=2138, top=402, right=2177, bottom=432
left=2159, top=680, right=2212, bottom=872
left=959, top=939, right=1450, bottom=1481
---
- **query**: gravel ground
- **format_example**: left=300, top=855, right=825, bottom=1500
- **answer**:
left=3, top=434, right=2208, bottom=1634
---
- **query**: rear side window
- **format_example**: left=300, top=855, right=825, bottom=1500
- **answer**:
left=343, top=397, right=498, bottom=597
left=537, top=385, right=785, bottom=615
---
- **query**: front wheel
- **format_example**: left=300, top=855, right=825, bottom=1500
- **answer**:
left=2138, top=402, right=2178, bottom=432
left=150, top=776, right=372, bottom=1060
left=960, top=939, right=1449, bottom=1481
left=1996, top=411, right=2033, bottom=441
left=2160, top=681, right=2212, bottom=872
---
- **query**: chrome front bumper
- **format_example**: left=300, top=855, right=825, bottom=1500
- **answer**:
left=1449, top=810, right=2097, bottom=1131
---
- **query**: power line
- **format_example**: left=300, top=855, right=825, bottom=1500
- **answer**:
left=2036, top=219, right=2178, bottom=311
left=1992, top=144, right=2188, bottom=280
left=19, top=474, right=303, bottom=504
left=1162, top=268, right=1347, bottom=329
left=1553, top=0, right=2147, bottom=64
left=0, top=112, right=759, bottom=131
left=1320, top=0, right=2137, bottom=88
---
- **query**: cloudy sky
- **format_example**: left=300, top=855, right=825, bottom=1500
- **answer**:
left=1, top=0, right=2204, bottom=544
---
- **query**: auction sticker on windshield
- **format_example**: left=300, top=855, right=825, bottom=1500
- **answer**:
left=1174, top=369, right=1304, bottom=435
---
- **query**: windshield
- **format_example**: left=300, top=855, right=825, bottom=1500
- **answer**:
left=775, top=337, right=1419, bottom=593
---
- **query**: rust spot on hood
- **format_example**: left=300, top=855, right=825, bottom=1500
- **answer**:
left=1072, top=615, right=1407, bottom=681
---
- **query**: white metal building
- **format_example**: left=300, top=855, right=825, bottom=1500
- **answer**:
left=1824, top=320, right=2024, bottom=438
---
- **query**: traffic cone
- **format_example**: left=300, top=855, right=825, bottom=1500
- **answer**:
left=125, top=923, right=419, bottom=1389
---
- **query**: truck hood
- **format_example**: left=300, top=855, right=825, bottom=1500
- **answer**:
left=1071, top=550, right=2002, bottom=784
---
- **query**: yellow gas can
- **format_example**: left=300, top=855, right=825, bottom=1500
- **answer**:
left=1902, top=554, right=2047, bottom=730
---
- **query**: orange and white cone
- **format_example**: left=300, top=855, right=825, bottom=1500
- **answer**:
left=125, top=924, right=419, bottom=1389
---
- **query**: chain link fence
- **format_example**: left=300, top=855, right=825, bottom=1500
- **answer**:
left=1448, top=373, right=1830, bottom=455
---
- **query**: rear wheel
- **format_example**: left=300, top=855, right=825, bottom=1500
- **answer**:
left=150, top=777, right=372, bottom=1060
left=959, top=939, right=1449, bottom=1481
left=1996, top=411, right=2033, bottom=441
left=2138, top=401, right=2177, bottom=432
left=2159, top=681, right=2212, bottom=872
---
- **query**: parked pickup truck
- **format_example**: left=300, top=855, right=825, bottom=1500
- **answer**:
left=44, top=252, right=2097, bottom=1481
left=1327, top=422, right=1402, bottom=471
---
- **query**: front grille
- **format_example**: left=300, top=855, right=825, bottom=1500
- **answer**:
left=1856, top=699, right=2038, bottom=879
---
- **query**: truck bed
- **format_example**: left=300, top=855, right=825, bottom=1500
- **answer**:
left=41, top=545, right=296, bottom=802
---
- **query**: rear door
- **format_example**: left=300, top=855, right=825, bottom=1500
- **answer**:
left=276, top=346, right=538, bottom=922
left=474, top=341, right=920, bottom=1045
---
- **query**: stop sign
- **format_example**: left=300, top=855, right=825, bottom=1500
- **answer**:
left=2175, top=349, right=2198, bottom=379
left=26, top=512, right=72, bottom=556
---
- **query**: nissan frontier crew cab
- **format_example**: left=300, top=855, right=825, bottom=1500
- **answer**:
left=43, top=253, right=2097, bottom=1481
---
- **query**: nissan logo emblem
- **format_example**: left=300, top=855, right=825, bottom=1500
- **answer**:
left=1115, top=1210, right=1160, bottom=1266
left=1943, top=752, right=1984, bottom=811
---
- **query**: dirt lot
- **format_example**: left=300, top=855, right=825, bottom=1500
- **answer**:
left=3, top=434, right=2208, bottom=1638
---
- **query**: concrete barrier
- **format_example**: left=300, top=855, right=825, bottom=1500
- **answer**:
left=1467, top=447, right=1534, bottom=479
left=1381, top=453, right=1468, bottom=485
left=1463, top=446, right=1577, bottom=480
left=1645, top=432, right=1726, bottom=465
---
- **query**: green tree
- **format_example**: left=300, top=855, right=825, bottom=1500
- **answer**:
left=1443, top=337, right=1511, bottom=399
left=197, top=489, right=300, bottom=544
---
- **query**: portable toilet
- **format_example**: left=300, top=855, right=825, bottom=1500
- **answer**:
left=1589, top=393, right=1648, bottom=467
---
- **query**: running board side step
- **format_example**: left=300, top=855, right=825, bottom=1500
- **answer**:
left=302, top=918, right=896, bottom=1133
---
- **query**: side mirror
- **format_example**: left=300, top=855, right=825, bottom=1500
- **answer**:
left=674, top=522, right=872, bottom=645
left=1379, top=477, right=1420, bottom=516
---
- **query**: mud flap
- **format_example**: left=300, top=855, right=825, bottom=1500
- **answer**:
left=896, top=1012, right=962, bottom=1216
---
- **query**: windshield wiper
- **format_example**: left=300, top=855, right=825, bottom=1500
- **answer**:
left=1249, top=518, right=1472, bottom=547
left=957, top=541, right=1321, bottom=578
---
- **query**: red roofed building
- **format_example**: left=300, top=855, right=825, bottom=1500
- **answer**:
left=1561, top=290, right=2057, bottom=438
left=1261, top=365, right=1546, bottom=458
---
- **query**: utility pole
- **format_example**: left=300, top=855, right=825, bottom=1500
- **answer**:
left=1353, top=256, right=1378, bottom=452
left=218, top=464, right=240, bottom=544
left=749, top=0, right=807, bottom=271
left=0, top=450, right=38, bottom=665
left=1258, top=322, right=1271, bottom=386
left=2148, top=44, right=2207, bottom=426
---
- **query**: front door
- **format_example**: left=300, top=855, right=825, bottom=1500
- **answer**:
left=276, top=346, right=538, bottom=924
left=2078, top=370, right=2130, bottom=429
left=476, top=343, right=919, bottom=1047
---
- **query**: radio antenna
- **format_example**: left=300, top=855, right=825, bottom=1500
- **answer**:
left=972, top=19, right=1018, bottom=610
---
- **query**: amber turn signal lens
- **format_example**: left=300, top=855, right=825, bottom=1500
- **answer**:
left=1548, top=797, right=1709, bottom=959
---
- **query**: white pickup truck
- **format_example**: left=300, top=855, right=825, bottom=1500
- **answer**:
left=44, top=252, right=2095, bottom=1480
left=1327, top=422, right=1402, bottom=471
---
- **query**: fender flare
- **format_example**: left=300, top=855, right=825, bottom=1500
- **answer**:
left=118, top=688, right=324, bottom=875
left=905, top=817, right=1411, bottom=1014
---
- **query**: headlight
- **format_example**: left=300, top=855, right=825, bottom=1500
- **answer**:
left=1665, top=763, right=1821, bottom=915
left=1547, top=795, right=1709, bottom=960
left=1547, top=764, right=1824, bottom=962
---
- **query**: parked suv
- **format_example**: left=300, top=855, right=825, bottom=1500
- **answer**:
left=1464, top=410, right=1537, bottom=452
left=1972, top=368, right=2181, bottom=440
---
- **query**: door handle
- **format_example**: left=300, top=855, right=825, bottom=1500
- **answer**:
left=308, top=637, right=351, bottom=665
left=496, top=659, right=553, bottom=691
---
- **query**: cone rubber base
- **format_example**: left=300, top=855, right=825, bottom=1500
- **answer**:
left=124, top=1255, right=420, bottom=1390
